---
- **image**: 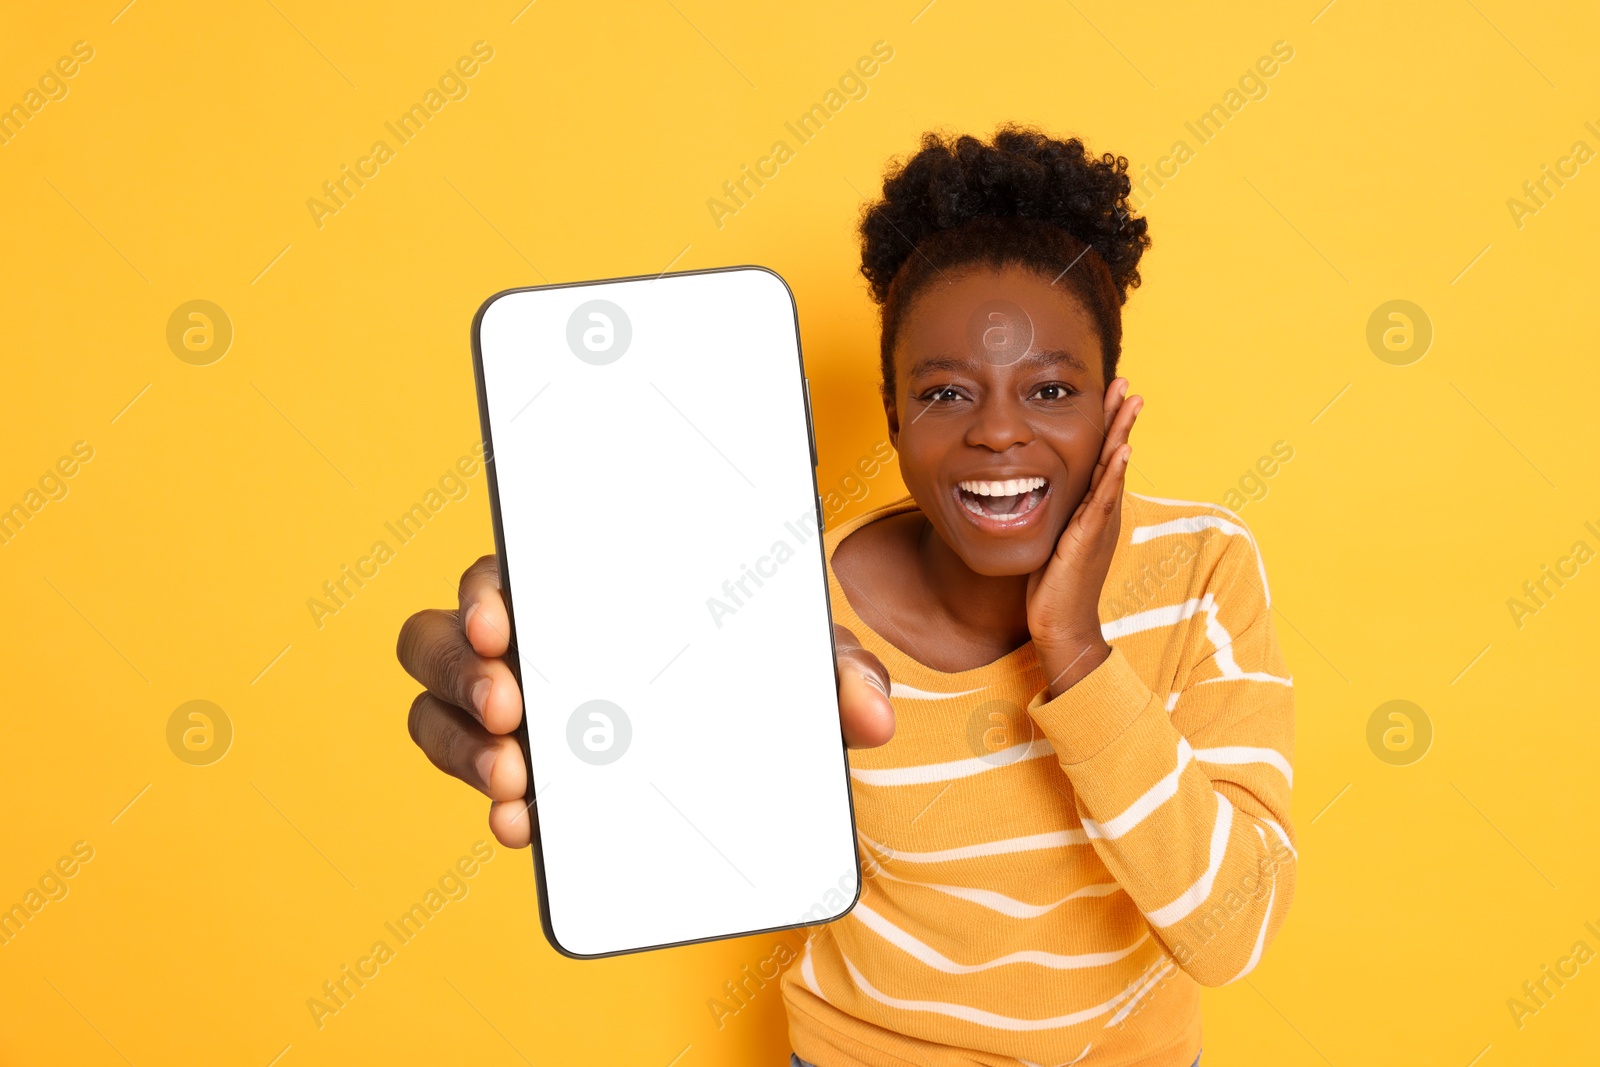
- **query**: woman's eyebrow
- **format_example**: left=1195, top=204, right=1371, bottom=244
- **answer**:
left=1020, top=348, right=1089, bottom=373
left=908, top=348, right=1087, bottom=378
left=906, top=354, right=975, bottom=378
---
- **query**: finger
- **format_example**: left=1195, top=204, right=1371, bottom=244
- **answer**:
left=1071, top=440, right=1131, bottom=529
left=458, top=555, right=511, bottom=659
left=1087, top=399, right=1141, bottom=499
left=1105, top=393, right=1142, bottom=453
left=1101, top=377, right=1129, bottom=426
left=1085, top=443, right=1112, bottom=497
left=397, top=609, right=523, bottom=734
left=407, top=692, right=528, bottom=802
left=1090, top=444, right=1132, bottom=519
left=1096, top=384, right=1140, bottom=467
left=1084, top=381, right=1130, bottom=496
left=834, top=624, right=895, bottom=748
left=488, top=799, right=534, bottom=849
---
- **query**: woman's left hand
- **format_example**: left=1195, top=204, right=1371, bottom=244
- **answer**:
left=1027, top=377, right=1142, bottom=699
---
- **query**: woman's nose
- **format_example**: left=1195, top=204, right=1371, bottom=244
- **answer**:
left=963, top=395, right=1033, bottom=452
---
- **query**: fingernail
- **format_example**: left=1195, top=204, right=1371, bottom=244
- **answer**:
left=471, top=677, right=493, bottom=718
left=860, top=670, right=891, bottom=698
left=475, top=747, right=497, bottom=786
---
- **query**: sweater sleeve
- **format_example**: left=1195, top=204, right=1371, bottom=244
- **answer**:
left=1025, top=531, right=1296, bottom=987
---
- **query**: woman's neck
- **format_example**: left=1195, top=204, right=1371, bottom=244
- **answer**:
left=913, top=514, right=1033, bottom=652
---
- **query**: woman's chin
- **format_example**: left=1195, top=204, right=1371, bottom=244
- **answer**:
left=909, top=488, right=1069, bottom=577
left=944, top=530, right=1058, bottom=578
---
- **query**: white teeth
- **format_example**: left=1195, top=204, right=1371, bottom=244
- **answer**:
left=957, top=477, right=1047, bottom=497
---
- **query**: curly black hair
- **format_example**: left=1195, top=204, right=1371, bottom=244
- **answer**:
left=858, top=125, right=1151, bottom=398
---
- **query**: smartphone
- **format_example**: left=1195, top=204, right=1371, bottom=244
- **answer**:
left=470, top=266, right=860, bottom=958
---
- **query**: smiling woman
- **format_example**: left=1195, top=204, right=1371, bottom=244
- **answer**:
left=883, top=264, right=1117, bottom=582
left=395, top=124, right=1292, bottom=1067
left=782, top=127, right=1294, bottom=1067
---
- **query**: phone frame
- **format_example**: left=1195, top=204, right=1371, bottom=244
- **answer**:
left=468, top=264, right=861, bottom=959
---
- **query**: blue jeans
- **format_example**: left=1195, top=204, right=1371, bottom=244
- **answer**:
left=792, top=1056, right=1200, bottom=1066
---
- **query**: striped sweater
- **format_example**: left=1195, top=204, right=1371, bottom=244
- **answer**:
left=782, top=491, right=1296, bottom=1067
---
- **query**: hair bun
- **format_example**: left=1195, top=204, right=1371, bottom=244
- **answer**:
left=859, top=125, right=1150, bottom=306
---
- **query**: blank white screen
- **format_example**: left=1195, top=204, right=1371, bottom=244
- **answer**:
left=475, top=267, right=859, bottom=957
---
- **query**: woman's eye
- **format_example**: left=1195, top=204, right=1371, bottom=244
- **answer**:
left=1035, top=383, right=1075, bottom=401
left=924, top=386, right=962, bottom=403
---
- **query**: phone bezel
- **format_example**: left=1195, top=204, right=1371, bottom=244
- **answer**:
left=468, top=264, right=862, bottom=959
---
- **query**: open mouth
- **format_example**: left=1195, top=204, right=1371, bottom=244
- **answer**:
left=956, top=477, right=1049, bottom=523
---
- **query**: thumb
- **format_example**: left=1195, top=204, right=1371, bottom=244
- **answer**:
left=835, top=624, right=894, bottom=749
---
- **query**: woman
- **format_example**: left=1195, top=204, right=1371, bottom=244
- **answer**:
left=398, top=126, right=1295, bottom=1067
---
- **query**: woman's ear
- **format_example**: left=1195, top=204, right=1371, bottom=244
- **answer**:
left=882, top=385, right=900, bottom=451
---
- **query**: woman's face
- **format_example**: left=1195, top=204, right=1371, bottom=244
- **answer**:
left=887, top=263, right=1109, bottom=577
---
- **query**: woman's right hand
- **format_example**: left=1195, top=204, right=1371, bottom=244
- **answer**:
left=398, top=555, right=896, bottom=848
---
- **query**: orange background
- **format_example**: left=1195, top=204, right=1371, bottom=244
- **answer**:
left=2, top=1, right=1598, bottom=1064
